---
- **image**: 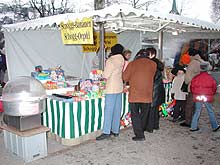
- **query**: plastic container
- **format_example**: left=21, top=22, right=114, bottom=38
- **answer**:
left=3, top=129, right=48, bottom=162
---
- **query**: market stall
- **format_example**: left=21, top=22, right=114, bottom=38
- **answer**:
left=2, top=4, right=220, bottom=147
left=29, top=65, right=130, bottom=145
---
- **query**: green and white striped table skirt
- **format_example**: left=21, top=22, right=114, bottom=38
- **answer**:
left=43, top=93, right=129, bottom=139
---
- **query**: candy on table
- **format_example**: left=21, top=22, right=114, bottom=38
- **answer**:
left=44, top=81, right=58, bottom=90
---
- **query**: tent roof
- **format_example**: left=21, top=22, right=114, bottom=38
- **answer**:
left=3, top=4, right=220, bottom=33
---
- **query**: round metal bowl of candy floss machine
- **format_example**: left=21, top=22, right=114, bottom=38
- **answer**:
left=2, top=76, right=46, bottom=131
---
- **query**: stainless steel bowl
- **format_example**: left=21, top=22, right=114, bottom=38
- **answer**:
left=2, top=76, right=46, bottom=116
left=3, top=99, right=46, bottom=116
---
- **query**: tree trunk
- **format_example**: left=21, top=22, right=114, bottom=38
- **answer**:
left=94, top=0, right=105, bottom=10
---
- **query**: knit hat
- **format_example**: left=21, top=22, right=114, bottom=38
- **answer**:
left=178, top=66, right=186, bottom=73
left=188, top=48, right=201, bottom=56
left=171, top=65, right=186, bottom=76
left=181, top=53, right=191, bottom=65
left=134, top=49, right=149, bottom=60
left=110, top=44, right=124, bottom=55
left=200, top=62, right=209, bottom=72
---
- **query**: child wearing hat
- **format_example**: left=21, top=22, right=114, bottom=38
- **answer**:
left=170, top=65, right=187, bottom=122
left=190, top=62, right=220, bottom=132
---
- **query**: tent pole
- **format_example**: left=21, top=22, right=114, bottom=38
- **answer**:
left=80, top=53, right=86, bottom=79
left=158, top=30, right=163, bottom=61
left=98, top=22, right=105, bottom=70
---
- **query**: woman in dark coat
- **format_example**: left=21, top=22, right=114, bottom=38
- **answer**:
left=145, top=48, right=165, bottom=132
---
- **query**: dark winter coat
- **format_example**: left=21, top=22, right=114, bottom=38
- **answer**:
left=123, top=57, right=157, bottom=103
left=151, top=58, right=165, bottom=107
left=190, top=72, right=217, bottom=102
left=0, top=53, right=7, bottom=72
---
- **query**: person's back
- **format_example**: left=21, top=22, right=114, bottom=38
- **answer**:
left=171, top=70, right=187, bottom=101
left=123, top=57, right=156, bottom=103
left=180, top=48, right=206, bottom=127
left=151, top=57, right=165, bottom=107
left=171, top=67, right=187, bottom=122
left=191, top=71, right=217, bottom=102
left=123, top=51, right=157, bottom=141
left=189, top=62, right=219, bottom=132
left=103, top=54, right=124, bottom=94
left=184, top=54, right=202, bottom=85
left=96, top=43, right=125, bottom=141
left=145, top=47, right=165, bottom=131
left=0, top=52, right=7, bottom=85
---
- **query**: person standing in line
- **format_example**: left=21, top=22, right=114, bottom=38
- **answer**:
left=190, top=62, right=220, bottom=132
left=170, top=66, right=187, bottom=122
left=123, top=49, right=156, bottom=141
left=96, top=44, right=125, bottom=140
left=0, top=48, right=7, bottom=87
left=145, top=47, right=165, bottom=132
left=122, top=49, right=132, bottom=71
left=122, top=49, right=132, bottom=93
left=180, top=49, right=207, bottom=127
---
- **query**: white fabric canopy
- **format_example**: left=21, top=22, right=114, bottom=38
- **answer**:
left=3, top=4, right=220, bottom=32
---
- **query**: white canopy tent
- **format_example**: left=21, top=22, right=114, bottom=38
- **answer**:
left=3, top=4, right=220, bottom=80
left=4, top=4, right=220, bottom=32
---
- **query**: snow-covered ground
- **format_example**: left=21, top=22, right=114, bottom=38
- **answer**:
left=0, top=93, right=220, bottom=164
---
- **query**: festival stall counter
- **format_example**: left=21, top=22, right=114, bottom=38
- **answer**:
left=43, top=93, right=130, bottom=146
left=32, top=66, right=130, bottom=146
left=31, top=65, right=174, bottom=146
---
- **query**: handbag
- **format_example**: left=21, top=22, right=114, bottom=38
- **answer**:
left=181, top=81, right=188, bottom=92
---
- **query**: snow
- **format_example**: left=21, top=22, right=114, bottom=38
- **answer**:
left=0, top=0, right=215, bottom=23
left=149, top=0, right=213, bottom=22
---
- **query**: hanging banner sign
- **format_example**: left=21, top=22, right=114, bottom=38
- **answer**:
left=60, top=18, right=94, bottom=44
left=82, top=32, right=118, bottom=52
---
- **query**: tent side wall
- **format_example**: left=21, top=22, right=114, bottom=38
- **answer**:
left=118, top=30, right=141, bottom=58
left=5, top=29, right=88, bottom=79
left=4, top=30, right=141, bottom=80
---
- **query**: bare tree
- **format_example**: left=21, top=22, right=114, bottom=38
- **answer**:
left=211, top=0, right=220, bottom=23
left=0, top=0, right=38, bottom=24
left=129, top=0, right=158, bottom=9
left=29, top=0, right=74, bottom=18
left=178, top=0, right=193, bottom=16
left=1, top=16, right=14, bottom=24
left=105, top=0, right=120, bottom=7
left=94, top=0, right=105, bottom=10
left=0, top=32, right=4, bottom=51
left=5, top=0, right=30, bottom=22
left=105, top=0, right=160, bottom=10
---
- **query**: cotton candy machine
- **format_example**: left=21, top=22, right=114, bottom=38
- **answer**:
left=2, top=76, right=46, bottom=131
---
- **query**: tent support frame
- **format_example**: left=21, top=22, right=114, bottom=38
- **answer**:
left=97, top=22, right=105, bottom=70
